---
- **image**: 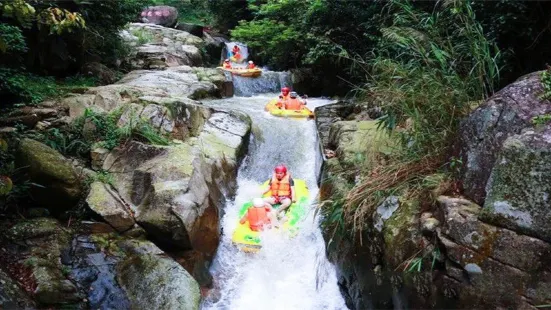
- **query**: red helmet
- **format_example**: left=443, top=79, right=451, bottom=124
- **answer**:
left=274, top=165, right=287, bottom=174
left=281, top=87, right=290, bottom=95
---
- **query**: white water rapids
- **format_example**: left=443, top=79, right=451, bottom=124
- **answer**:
left=200, top=94, right=348, bottom=310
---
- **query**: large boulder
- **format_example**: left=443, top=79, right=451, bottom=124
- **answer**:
left=458, top=71, right=551, bottom=204
left=437, top=196, right=551, bottom=309
left=117, top=239, right=200, bottom=310
left=0, top=268, right=35, bottom=309
left=327, top=120, right=394, bottom=169
left=140, top=6, right=178, bottom=28
left=16, top=138, right=83, bottom=212
left=60, top=67, right=224, bottom=125
left=117, top=67, right=220, bottom=99
left=3, top=218, right=83, bottom=306
left=86, top=181, right=136, bottom=232
left=101, top=108, right=251, bottom=257
left=479, top=129, right=551, bottom=242
left=81, top=62, right=118, bottom=85
left=124, top=23, right=203, bottom=69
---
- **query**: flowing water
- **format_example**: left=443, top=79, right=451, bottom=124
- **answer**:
left=200, top=93, right=348, bottom=310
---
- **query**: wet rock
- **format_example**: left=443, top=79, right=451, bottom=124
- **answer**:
left=480, top=130, right=551, bottom=242
left=458, top=71, right=551, bottom=204
left=117, top=239, right=200, bottom=310
left=86, top=182, right=135, bottom=232
left=16, top=139, right=82, bottom=212
left=0, top=268, right=35, bottom=309
left=70, top=234, right=130, bottom=310
left=4, top=218, right=84, bottom=306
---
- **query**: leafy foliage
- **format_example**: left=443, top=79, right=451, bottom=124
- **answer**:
left=321, top=0, right=500, bottom=234
left=541, top=66, right=551, bottom=100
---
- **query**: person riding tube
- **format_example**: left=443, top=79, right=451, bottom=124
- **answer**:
left=262, top=165, right=296, bottom=218
left=240, top=198, right=273, bottom=231
left=247, top=60, right=256, bottom=69
left=285, top=92, right=305, bottom=110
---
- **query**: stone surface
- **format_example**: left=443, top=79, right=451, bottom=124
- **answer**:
left=314, top=102, right=355, bottom=150
left=458, top=71, right=551, bottom=204
left=0, top=268, right=35, bottom=309
left=101, top=109, right=250, bottom=256
left=328, top=120, right=394, bottom=169
left=117, top=68, right=219, bottom=99
left=479, top=130, right=551, bottom=242
left=437, top=195, right=551, bottom=308
left=3, top=218, right=83, bottom=306
left=81, top=62, right=118, bottom=85
left=86, top=181, right=136, bottom=232
left=16, top=138, right=82, bottom=211
left=124, top=23, right=203, bottom=69
left=140, top=6, right=178, bottom=28
left=117, top=239, right=201, bottom=310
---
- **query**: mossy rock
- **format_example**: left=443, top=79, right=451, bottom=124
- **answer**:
left=16, top=138, right=82, bottom=212
left=382, top=199, right=422, bottom=268
left=117, top=253, right=200, bottom=310
left=480, top=132, right=551, bottom=242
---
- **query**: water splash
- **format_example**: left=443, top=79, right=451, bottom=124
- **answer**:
left=200, top=95, right=348, bottom=310
left=232, top=71, right=292, bottom=97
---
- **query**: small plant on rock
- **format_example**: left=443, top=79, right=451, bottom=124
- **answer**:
left=540, top=66, right=551, bottom=100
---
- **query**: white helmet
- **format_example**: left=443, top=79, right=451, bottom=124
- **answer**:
left=253, top=198, right=264, bottom=207
left=248, top=60, right=253, bottom=64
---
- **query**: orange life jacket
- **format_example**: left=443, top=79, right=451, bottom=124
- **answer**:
left=285, top=98, right=303, bottom=110
left=246, top=207, right=271, bottom=231
left=223, top=62, right=232, bottom=69
left=247, top=64, right=255, bottom=69
left=270, top=173, right=291, bottom=197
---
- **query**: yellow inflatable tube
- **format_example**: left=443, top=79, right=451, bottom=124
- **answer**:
left=217, top=67, right=262, bottom=78
left=264, top=99, right=314, bottom=119
left=231, top=179, right=310, bottom=253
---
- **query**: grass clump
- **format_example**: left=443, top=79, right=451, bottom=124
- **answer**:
left=324, top=0, right=500, bottom=236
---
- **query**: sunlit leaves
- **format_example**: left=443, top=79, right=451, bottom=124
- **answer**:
left=37, top=7, right=86, bottom=35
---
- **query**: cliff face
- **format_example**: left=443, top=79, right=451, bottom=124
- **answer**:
left=316, top=72, right=551, bottom=309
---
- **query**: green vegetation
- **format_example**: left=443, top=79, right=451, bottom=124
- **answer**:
left=541, top=66, right=551, bottom=100
left=319, top=0, right=500, bottom=236
left=0, top=0, right=148, bottom=105
left=531, top=114, right=551, bottom=127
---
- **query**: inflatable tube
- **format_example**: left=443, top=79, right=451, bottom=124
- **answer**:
left=264, top=99, right=314, bottom=119
left=231, top=179, right=309, bottom=253
left=217, top=67, right=262, bottom=78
